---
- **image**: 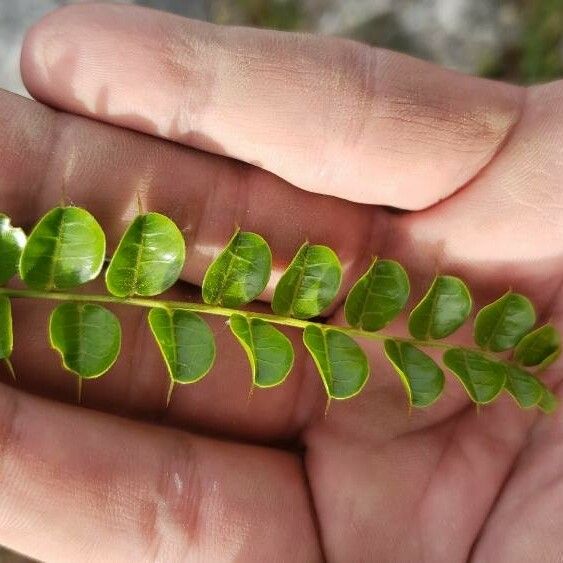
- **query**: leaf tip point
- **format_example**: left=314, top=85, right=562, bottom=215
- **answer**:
left=166, top=380, right=175, bottom=408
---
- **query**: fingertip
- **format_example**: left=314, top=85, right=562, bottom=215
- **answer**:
left=20, top=3, right=134, bottom=110
left=20, top=4, right=74, bottom=106
left=20, top=2, right=207, bottom=136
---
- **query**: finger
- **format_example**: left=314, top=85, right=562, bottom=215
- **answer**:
left=0, top=88, right=381, bottom=302
left=8, top=281, right=324, bottom=442
left=380, top=81, right=563, bottom=315
left=0, top=384, right=321, bottom=562
left=0, top=90, right=390, bottom=443
left=472, top=384, right=563, bottom=561
left=21, top=4, right=524, bottom=209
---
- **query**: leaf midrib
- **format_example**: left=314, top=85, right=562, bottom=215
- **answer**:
left=356, top=263, right=377, bottom=327
left=47, top=210, right=67, bottom=291
left=483, top=295, right=510, bottom=350
left=287, top=246, right=309, bottom=317
left=321, top=328, right=333, bottom=395
left=422, top=281, right=440, bottom=341
left=169, top=310, right=179, bottom=377
left=214, top=236, right=242, bottom=305
left=75, top=304, right=85, bottom=373
left=130, top=220, right=147, bottom=295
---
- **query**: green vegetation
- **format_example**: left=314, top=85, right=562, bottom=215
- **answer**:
left=520, top=0, right=563, bottom=83
left=217, top=0, right=563, bottom=84
left=1, top=206, right=560, bottom=411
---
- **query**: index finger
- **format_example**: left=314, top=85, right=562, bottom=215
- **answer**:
left=20, top=3, right=524, bottom=210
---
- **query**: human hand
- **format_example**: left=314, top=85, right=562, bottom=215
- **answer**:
left=0, top=3, right=562, bottom=561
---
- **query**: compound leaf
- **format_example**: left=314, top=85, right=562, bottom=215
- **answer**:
left=345, top=259, right=409, bottom=331
left=443, top=348, right=506, bottom=404
left=0, top=297, right=13, bottom=361
left=538, top=387, right=559, bottom=414
left=303, top=325, right=369, bottom=399
left=3, top=205, right=559, bottom=416
left=383, top=340, right=444, bottom=407
left=272, top=243, right=342, bottom=319
left=513, top=324, right=560, bottom=369
left=49, top=303, right=121, bottom=378
left=229, top=314, right=294, bottom=388
left=504, top=365, right=544, bottom=409
left=202, top=230, right=271, bottom=307
left=408, top=276, right=472, bottom=340
left=148, top=308, right=215, bottom=384
left=474, top=291, right=536, bottom=352
left=0, top=214, right=26, bottom=285
left=20, top=207, right=105, bottom=291
left=106, top=212, right=186, bottom=297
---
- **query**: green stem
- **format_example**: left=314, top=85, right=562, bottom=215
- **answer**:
left=0, top=287, right=481, bottom=354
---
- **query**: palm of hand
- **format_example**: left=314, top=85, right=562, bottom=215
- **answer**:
left=1, top=4, right=562, bottom=562
left=305, top=111, right=563, bottom=560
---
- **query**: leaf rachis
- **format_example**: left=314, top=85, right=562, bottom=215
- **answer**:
left=0, top=206, right=559, bottom=415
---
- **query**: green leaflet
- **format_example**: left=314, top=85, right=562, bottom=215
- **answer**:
left=106, top=213, right=186, bottom=297
left=383, top=340, right=444, bottom=407
left=148, top=308, right=215, bottom=384
left=0, top=203, right=559, bottom=415
left=474, top=291, right=536, bottom=352
left=408, top=276, right=472, bottom=340
left=303, top=325, right=369, bottom=399
left=49, top=303, right=121, bottom=378
left=272, top=243, right=342, bottom=319
left=504, top=365, right=544, bottom=409
left=20, top=207, right=106, bottom=291
left=0, top=297, right=13, bottom=360
left=443, top=348, right=506, bottom=404
left=538, top=387, right=559, bottom=414
left=202, top=230, right=272, bottom=307
left=513, top=324, right=561, bottom=369
left=0, top=214, right=26, bottom=286
left=345, top=259, right=410, bottom=331
left=229, top=314, right=294, bottom=388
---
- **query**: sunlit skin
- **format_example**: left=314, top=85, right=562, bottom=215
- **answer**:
left=0, top=3, right=562, bottom=561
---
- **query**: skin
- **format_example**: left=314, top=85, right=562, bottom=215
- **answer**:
left=0, top=3, right=561, bottom=561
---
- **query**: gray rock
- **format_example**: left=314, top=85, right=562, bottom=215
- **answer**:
left=310, top=0, right=522, bottom=74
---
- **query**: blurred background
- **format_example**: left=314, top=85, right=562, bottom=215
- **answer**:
left=0, top=0, right=562, bottom=561
left=1, top=0, right=562, bottom=99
